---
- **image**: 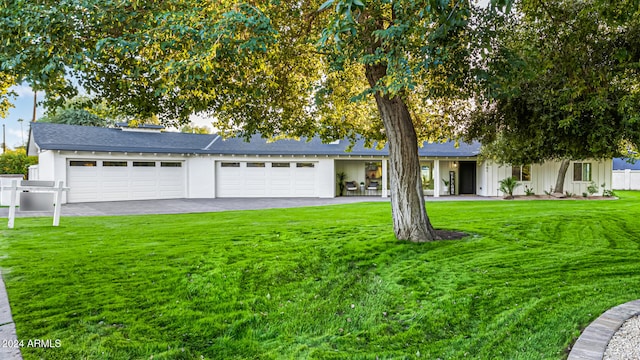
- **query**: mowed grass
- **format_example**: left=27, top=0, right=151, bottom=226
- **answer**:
left=2, top=193, right=640, bottom=359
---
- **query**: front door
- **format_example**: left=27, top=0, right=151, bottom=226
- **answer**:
left=459, top=161, right=476, bottom=195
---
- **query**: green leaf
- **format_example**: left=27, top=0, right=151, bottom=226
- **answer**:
left=318, top=0, right=334, bottom=11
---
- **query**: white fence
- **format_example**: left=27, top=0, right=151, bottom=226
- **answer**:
left=612, top=169, right=640, bottom=190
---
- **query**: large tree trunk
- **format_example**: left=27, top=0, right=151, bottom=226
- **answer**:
left=553, top=159, right=571, bottom=195
left=365, top=64, right=439, bottom=242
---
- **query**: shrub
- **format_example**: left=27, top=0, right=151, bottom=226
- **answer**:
left=336, top=172, right=346, bottom=196
left=524, top=185, right=535, bottom=196
left=499, top=177, right=520, bottom=199
left=0, top=148, right=37, bottom=178
left=601, top=183, right=615, bottom=197
left=587, top=182, right=598, bottom=196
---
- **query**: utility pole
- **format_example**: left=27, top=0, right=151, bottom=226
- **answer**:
left=2, top=124, right=5, bottom=153
left=18, top=118, right=24, bottom=146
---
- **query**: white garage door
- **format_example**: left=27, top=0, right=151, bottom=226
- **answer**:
left=67, top=160, right=186, bottom=202
left=216, top=161, right=317, bottom=197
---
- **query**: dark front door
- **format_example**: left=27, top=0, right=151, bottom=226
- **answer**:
left=459, top=161, right=476, bottom=195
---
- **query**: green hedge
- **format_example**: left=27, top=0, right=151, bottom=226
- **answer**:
left=0, top=148, right=38, bottom=178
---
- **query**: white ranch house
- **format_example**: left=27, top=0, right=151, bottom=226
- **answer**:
left=27, top=122, right=612, bottom=203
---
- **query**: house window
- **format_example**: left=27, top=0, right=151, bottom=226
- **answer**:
left=271, top=162, right=290, bottom=168
left=69, top=161, right=97, bottom=167
left=296, top=162, right=315, bottom=168
left=512, top=165, right=531, bottom=181
left=103, top=161, right=127, bottom=167
left=247, top=162, right=266, bottom=168
left=133, top=161, right=156, bottom=167
left=573, top=162, right=592, bottom=182
left=160, top=162, right=182, bottom=167
left=420, top=161, right=434, bottom=190
left=220, top=162, right=240, bottom=168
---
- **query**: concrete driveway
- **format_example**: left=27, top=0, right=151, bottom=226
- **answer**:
left=0, top=195, right=498, bottom=218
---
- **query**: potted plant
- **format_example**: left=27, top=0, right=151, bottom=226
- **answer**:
left=336, top=172, right=346, bottom=196
left=442, top=178, right=450, bottom=195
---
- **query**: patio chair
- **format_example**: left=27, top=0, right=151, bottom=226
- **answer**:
left=345, top=181, right=358, bottom=195
left=366, top=180, right=379, bottom=195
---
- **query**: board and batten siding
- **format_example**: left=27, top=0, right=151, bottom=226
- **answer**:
left=479, top=159, right=612, bottom=197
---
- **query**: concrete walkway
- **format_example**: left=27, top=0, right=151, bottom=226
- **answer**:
left=0, top=195, right=499, bottom=218
left=0, top=274, right=21, bottom=360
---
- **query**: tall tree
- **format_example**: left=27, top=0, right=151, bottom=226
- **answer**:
left=0, top=0, right=503, bottom=241
left=180, top=124, right=212, bottom=134
left=39, top=95, right=118, bottom=127
left=467, top=0, right=640, bottom=194
left=39, top=108, right=109, bottom=127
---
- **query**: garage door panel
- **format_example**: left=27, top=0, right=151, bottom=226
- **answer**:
left=217, top=161, right=317, bottom=198
left=158, top=169, right=184, bottom=197
left=67, top=164, right=100, bottom=202
left=67, top=159, right=185, bottom=203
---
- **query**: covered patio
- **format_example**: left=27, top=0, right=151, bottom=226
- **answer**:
left=334, top=158, right=478, bottom=197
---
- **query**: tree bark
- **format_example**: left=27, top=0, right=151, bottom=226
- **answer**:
left=365, top=64, right=439, bottom=242
left=553, top=159, right=571, bottom=194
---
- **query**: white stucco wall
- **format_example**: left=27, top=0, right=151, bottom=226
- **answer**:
left=187, top=156, right=215, bottom=198
left=316, top=158, right=335, bottom=198
left=36, top=150, right=69, bottom=202
left=36, top=150, right=57, bottom=182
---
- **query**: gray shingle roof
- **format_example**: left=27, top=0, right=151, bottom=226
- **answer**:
left=30, top=122, right=480, bottom=157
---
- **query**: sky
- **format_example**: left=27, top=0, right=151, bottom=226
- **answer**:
left=2, top=84, right=44, bottom=151
left=1, top=0, right=491, bottom=152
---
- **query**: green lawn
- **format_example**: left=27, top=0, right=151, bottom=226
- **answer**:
left=2, top=193, right=640, bottom=359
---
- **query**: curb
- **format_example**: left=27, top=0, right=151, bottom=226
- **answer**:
left=568, top=299, right=640, bottom=359
left=0, top=272, right=22, bottom=360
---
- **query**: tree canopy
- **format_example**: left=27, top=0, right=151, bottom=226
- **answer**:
left=0, top=72, right=15, bottom=119
left=38, top=96, right=119, bottom=127
left=0, top=0, right=480, bottom=140
left=39, top=108, right=110, bottom=127
left=180, top=124, right=212, bottom=134
left=467, top=0, right=640, bottom=168
left=2, top=0, right=502, bottom=241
